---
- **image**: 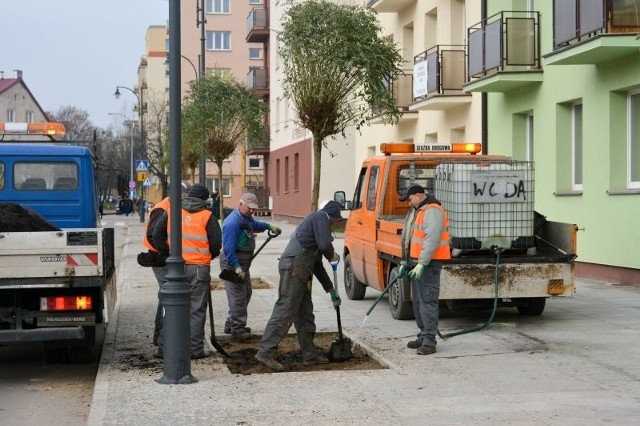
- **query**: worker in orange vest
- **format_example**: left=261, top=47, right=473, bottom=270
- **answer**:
left=398, top=185, right=450, bottom=355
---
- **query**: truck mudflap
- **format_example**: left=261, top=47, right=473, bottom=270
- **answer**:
left=0, top=326, right=85, bottom=343
left=440, top=262, right=575, bottom=299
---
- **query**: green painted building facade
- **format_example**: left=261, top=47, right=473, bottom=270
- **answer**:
left=465, top=0, right=640, bottom=283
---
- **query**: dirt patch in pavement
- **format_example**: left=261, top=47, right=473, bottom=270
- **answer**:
left=217, top=332, right=386, bottom=375
left=210, top=277, right=272, bottom=290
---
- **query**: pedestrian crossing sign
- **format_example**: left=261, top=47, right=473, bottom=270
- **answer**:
left=135, top=160, right=148, bottom=172
left=143, top=177, right=152, bottom=187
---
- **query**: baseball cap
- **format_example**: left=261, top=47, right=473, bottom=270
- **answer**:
left=240, top=193, right=259, bottom=209
left=399, top=185, right=425, bottom=201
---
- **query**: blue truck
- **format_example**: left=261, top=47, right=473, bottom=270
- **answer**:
left=0, top=122, right=116, bottom=362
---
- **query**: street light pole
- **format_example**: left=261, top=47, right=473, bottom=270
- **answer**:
left=197, top=0, right=206, bottom=186
left=108, top=113, right=136, bottom=200
left=114, top=85, right=146, bottom=223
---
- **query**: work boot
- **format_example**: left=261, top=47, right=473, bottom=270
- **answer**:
left=191, top=350, right=208, bottom=360
left=255, top=353, right=284, bottom=372
left=224, top=326, right=252, bottom=335
left=232, top=331, right=252, bottom=341
left=416, top=345, right=436, bottom=355
left=303, top=354, right=330, bottom=366
left=406, top=340, right=421, bottom=349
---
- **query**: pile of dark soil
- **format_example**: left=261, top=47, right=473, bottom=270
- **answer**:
left=0, top=203, right=60, bottom=232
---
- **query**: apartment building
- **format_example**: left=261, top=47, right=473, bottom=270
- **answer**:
left=463, top=0, right=640, bottom=283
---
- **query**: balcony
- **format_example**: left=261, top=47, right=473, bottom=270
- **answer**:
left=247, top=126, right=270, bottom=156
left=464, top=11, right=543, bottom=93
left=247, top=67, right=269, bottom=97
left=247, top=8, right=269, bottom=43
left=410, top=45, right=471, bottom=112
left=545, top=0, right=640, bottom=66
left=370, top=71, right=418, bottom=124
left=368, top=0, right=415, bottom=13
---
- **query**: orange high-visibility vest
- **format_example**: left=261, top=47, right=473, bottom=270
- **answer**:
left=168, top=208, right=213, bottom=265
left=142, top=197, right=170, bottom=252
left=409, top=203, right=451, bottom=260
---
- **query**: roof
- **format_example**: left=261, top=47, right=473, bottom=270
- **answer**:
left=0, top=77, right=49, bottom=119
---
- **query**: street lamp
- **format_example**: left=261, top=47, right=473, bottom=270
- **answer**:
left=109, top=113, right=136, bottom=201
left=114, top=85, right=146, bottom=223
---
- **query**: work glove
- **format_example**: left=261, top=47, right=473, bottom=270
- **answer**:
left=398, top=264, right=408, bottom=277
left=329, top=289, right=342, bottom=307
left=329, top=253, right=340, bottom=270
left=408, top=263, right=425, bottom=280
left=235, top=265, right=245, bottom=281
left=269, top=224, right=282, bottom=236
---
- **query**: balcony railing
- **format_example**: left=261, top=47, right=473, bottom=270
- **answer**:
left=467, top=11, right=541, bottom=80
left=247, top=8, right=269, bottom=43
left=553, top=0, right=640, bottom=48
left=413, top=45, right=466, bottom=102
left=247, top=126, right=270, bottom=152
left=372, top=71, right=414, bottom=117
left=247, top=67, right=269, bottom=91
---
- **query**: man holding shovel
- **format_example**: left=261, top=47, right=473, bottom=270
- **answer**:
left=220, top=193, right=281, bottom=341
left=254, top=200, right=343, bottom=372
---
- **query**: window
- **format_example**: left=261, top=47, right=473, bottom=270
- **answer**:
left=366, top=166, right=379, bottom=210
left=526, top=113, right=534, bottom=162
left=207, top=0, right=230, bottom=13
left=293, top=153, right=299, bottom=191
left=351, top=168, right=367, bottom=210
left=7, top=109, right=16, bottom=122
left=209, top=177, right=231, bottom=196
left=13, top=162, right=78, bottom=191
left=276, top=158, right=280, bottom=194
left=206, top=31, right=231, bottom=51
left=25, top=111, right=34, bottom=123
left=628, top=90, right=640, bottom=188
left=249, top=47, right=262, bottom=60
left=249, top=0, right=262, bottom=4
left=249, top=157, right=261, bottom=169
left=284, top=156, right=289, bottom=193
left=572, top=102, right=583, bottom=191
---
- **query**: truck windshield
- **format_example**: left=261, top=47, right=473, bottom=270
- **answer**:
left=14, top=162, right=78, bottom=191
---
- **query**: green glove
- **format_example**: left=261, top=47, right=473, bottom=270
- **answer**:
left=269, top=224, right=282, bottom=235
left=408, top=263, right=425, bottom=280
left=235, top=265, right=245, bottom=280
left=398, top=264, right=408, bottom=276
left=329, top=289, right=341, bottom=307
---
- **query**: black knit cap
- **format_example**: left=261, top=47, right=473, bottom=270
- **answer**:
left=399, top=185, right=425, bottom=201
left=187, top=183, right=209, bottom=201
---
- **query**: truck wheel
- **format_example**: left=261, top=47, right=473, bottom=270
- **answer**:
left=517, top=297, right=546, bottom=316
left=344, top=254, right=366, bottom=300
left=387, top=266, right=414, bottom=320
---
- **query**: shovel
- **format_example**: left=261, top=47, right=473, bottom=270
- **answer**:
left=328, top=261, right=353, bottom=362
left=207, top=289, right=230, bottom=358
left=219, top=229, right=280, bottom=283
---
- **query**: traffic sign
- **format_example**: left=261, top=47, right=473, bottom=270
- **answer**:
left=135, top=160, right=149, bottom=172
left=129, top=180, right=136, bottom=189
left=143, top=177, right=152, bottom=187
left=137, top=172, right=148, bottom=182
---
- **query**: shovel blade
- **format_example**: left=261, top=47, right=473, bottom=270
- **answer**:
left=328, top=337, right=353, bottom=362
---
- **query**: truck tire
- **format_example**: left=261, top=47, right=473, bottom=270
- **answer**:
left=517, top=297, right=546, bottom=316
left=344, top=254, right=366, bottom=300
left=387, top=266, right=414, bottom=320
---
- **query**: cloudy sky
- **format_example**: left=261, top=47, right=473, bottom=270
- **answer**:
left=1, top=1, right=169, bottom=129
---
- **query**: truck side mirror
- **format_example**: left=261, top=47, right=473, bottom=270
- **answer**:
left=333, top=191, right=347, bottom=209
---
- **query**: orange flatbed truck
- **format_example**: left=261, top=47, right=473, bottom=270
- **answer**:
left=339, top=142, right=577, bottom=319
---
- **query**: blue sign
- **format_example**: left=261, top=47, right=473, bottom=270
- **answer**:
left=135, top=160, right=148, bottom=172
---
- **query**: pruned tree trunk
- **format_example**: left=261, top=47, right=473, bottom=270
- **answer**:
left=311, top=132, right=323, bottom=211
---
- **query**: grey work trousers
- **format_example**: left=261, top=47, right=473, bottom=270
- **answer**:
left=152, top=265, right=168, bottom=346
left=157, top=264, right=210, bottom=353
left=257, top=267, right=320, bottom=362
left=221, top=249, right=254, bottom=335
left=411, top=261, right=442, bottom=348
